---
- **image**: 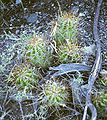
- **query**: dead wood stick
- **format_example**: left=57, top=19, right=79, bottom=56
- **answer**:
left=82, top=0, right=103, bottom=120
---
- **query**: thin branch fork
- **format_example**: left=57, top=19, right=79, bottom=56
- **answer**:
left=82, top=0, right=103, bottom=120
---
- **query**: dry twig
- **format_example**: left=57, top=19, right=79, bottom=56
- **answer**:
left=82, top=0, right=103, bottom=120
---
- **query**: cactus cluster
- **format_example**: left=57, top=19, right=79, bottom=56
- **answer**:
left=51, top=12, right=82, bottom=64
left=5, top=11, right=82, bottom=119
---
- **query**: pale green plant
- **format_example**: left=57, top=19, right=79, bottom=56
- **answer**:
left=52, top=12, right=78, bottom=45
left=8, top=64, right=41, bottom=91
left=93, top=92, right=107, bottom=114
left=70, top=73, right=84, bottom=105
left=39, top=80, right=69, bottom=107
left=93, top=75, right=107, bottom=116
left=99, top=72, right=107, bottom=87
left=81, top=44, right=96, bottom=56
left=58, top=42, right=82, bottom=63
left=25, top=35, right=52, bottom=68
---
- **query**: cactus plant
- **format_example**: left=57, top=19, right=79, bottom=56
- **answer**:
left=39, top=80, right=69, bottom=107
left=52, top=12, right=78, bottom=45
left=93, top=92, right=107, bottom=113
left=58, top=43, right=82, bottom=64
left=25, top=35, right=52, bottom=68
left=8, top=64, right=41, bottom=91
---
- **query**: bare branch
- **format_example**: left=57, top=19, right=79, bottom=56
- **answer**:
left=82, top=0, right=103, bottom=120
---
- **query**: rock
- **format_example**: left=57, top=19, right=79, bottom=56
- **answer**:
left=79, top=13, right=85, bottom=17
